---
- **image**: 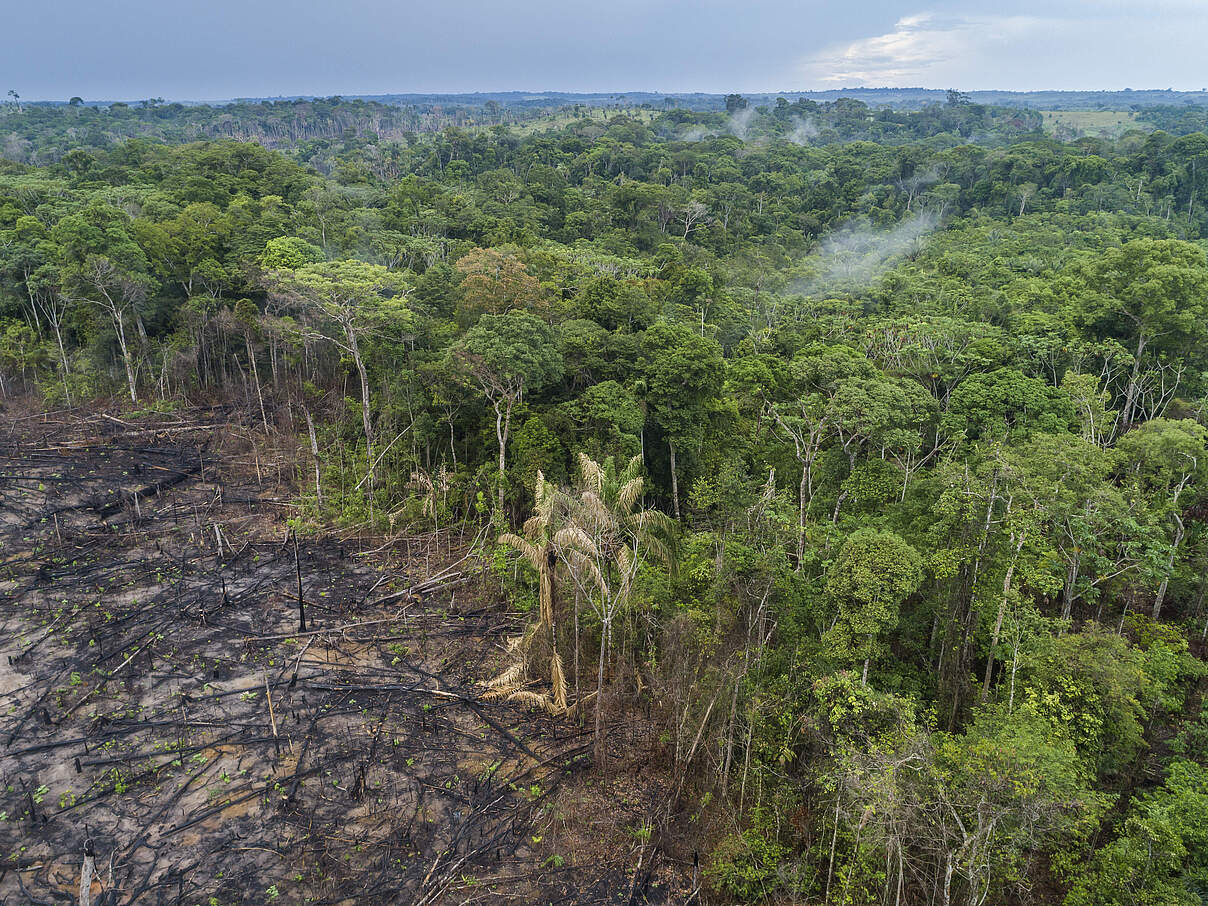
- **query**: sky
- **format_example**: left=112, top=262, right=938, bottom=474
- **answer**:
left=4, top=0, right=1206, bottom=102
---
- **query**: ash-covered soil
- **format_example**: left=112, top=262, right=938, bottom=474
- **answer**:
left=0, top=407, right=670, bottom=905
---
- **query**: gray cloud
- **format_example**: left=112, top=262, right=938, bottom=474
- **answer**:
left=2, top=0, right=1205, bottom=100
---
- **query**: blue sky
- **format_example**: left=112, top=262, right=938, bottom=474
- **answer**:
left=4, top=0, right=1205, bottom=101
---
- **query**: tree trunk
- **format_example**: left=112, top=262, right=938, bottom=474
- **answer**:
left=669, top=439, right=680, bottom=519
left=115, top=312, right=137, bottom=403
left=594, top=616, right=609, bottom=768
left=304, top=406, right=322, bottom=507
left=797, top=462, right=808, bottom=568
left=245, top=336, right=269, bottom=434
left=50, top=320, right=71, bottom=404
left=1153, top=515, right=1185, bottom=621
left=1061, top=553, right=1080, bottom=620
left=1121, top=334, right=1147, bottom=432
left=79, top=839, right=95, bottom=906
left=982, top=533, right=1024, bottom=701
left=345, top=326, right=375, bottom=488
left=573, top=584, right=581, bottom=702
left=494, top=398, right=512, bottom=516
left=824, top=786, right=841, bottom=904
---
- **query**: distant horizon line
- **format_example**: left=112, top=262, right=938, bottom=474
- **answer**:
left=13, top=86, right=1208, bottom=106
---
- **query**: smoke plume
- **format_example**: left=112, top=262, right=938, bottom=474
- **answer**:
left=794, top=211, right=939, bottom=298
left=787, top=117, right=818, bottom=146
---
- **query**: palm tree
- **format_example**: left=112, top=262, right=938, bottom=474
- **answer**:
left=556, top=453, right=676, bottom=766
left=483, top=471, right=571, bottom=713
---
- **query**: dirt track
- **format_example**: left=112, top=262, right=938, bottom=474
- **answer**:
left=0, top=407, right=661, bottom=905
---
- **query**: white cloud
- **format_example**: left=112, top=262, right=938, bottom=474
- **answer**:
left=799, top=12, right=1046, bottom=86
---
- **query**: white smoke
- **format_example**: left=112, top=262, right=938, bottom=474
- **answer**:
left=727, top=107, right=757, bottom=140
left=900, top=166, right=942, bottom=196
left=794, top=211, right=940, bottom=298
left=787, top=117, right=818, bottom=146
left=678, top=108, right=761, bottom=143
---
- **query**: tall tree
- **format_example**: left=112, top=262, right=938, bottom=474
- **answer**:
left=268, top=260, right=410, bottom=489
left=824, top=528, right=923, bottom=685
left=54, top=205, right=158, bottom=403
left=1078, top=240, right=1208, bottom=432
left=639, top=321, right=724, bottom=518
left=453, top=309, right=563, bottom=514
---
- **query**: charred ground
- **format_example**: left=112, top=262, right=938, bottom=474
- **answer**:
left=0, top=406, right=680, bottom=905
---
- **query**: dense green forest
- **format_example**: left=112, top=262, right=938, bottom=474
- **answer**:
left=1, top=93, right=1045, bottom=168
left=2, top=95, right=1208, bottom=905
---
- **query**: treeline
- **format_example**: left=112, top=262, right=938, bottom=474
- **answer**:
left=0, top=97, right=544, bottom=166
left=1, top=108, right=1208, bottom=905
left=1137, top=104, right=1208, bottom=136
left=1, top=94, right=1048, bottom=172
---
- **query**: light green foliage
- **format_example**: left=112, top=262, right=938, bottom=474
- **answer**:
left=260, top=236, right=324, bottom=269
left=706, top=823, right=794, bottom=900
left=1018, top=626, right=1148, bottom=777
left=936, top=704, right=1110, bottom=898
left=824, top=529, right=922, bottom=678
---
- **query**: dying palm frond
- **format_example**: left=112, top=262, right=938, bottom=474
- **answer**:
left=617, top=453, right=644, bottom=486
left=554, top=525, right=601, bottom=560
left=616, top=544, right=633, bottom=577
left=550, top=652, right=568, bottom=713
left=578, top=490, right=612, bottom=525
left=483, top=661, right=527, bottom=693
left=498, top=532, right=540, bottom=566
left=409, top=469, right=437, bottom=519
left=578, top=452, right=605, bottom=493
left=507, top=690, right=556, bottom=712
left=482, top=683, right=525, bottom=701
left=616, top=475, right=644, bottom=514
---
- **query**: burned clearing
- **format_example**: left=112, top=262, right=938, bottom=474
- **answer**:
left=0, top=408, right=662, bottom=905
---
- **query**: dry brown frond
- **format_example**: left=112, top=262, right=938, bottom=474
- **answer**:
left=616, top=545, right=633, bottom=576
left=507, top=690, right=552, bottom=711
left=482, top=682, right=525, bottom=701
left=580, top=491, right=612, bottom=525
left=498, top=533, right=540, bottom=566
left=617, top=476, right=644, bottom=513
left=578, top=452, right=604, bottom=492
left=555, top=525, right=600, bottom=559
left=484, top=662, right=526, bottom=690
left=550, top=652, right=568, bottom=713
